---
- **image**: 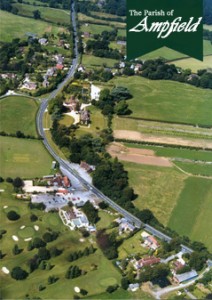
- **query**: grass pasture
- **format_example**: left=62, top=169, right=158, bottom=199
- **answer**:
left=0, top=10, right=66, bottom=42
left=123, top=162, right=186, bottom=225
left=82, top=54, right=117, bottom=68
left=80, top=23, right=112, bottom=35
left=0, top=136, right=53, bottom=178
left=168, top=177, right=212, bottom=251
left=110, top=76, right=212, bottom=126
left=174, top=55, right=212, bottom=73
left=13, top=3, right=70, bottom=25
left=0, top=183, right=122, bottom=299
left=0, top=96, right=38, bottom=136
left=174, top=161, right=212, bottom=176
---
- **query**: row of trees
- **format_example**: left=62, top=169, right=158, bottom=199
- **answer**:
left=141, top=59, right=212, bottom=89
left=67, top=245, right=95, bottom=262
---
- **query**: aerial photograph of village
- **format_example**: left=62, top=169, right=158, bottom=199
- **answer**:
left=0, top=0, right=212, bottom=299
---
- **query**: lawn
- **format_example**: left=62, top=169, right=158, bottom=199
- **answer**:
left=59, top=114, right=74, bottom=127
left=122, top=162, right=187, bottom=226
left=13, top=3, right=71, bottom=25
left=174, top=55, right=212, bottom=73
left=0, top=183, right=122, bottom=299
left=0, top=136, right=54, bottom=178
left=0, top=10, right=66, bottom=42
left=124, top=143, right=212, bottom=162
left=110, top=76, right=212, bottom=126
left=168, top=177, right=212, bottom=251
left=118, top=230, right=150, bottom=259
left=86, top=288, right=154, bottom=299
left=0, top=96, right=38, bottom=136
left=82, top=54, right=118, bottom=68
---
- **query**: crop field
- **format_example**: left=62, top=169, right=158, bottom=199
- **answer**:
left=123, top=162, right=186, bottom=226
left=13, top=3, right=70, bottom=24
left=0, top=183, right=122, bottom=299
left=0, top=10, right=66, bottom=42
left=82, top=54, right=117, bottom=68
left=0, top=96, right=38, bottom=136
left=80, top=23, right=112, bottom=35
left=78, top=13, right=125, bottom=28
left=175, top=55, right=212, bottom=72
left=0, top=136, right=53, bottom=178
left=168, top=177, right=212, bottom=251
left=110, top=76, right=212, bottom=126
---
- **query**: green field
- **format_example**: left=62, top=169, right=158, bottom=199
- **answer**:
left=175, top=55, right=212, bottom=73
left=82, top=54, right=117, bottom=68
left=0, top=10, right=66, bottom=42
left=0, top=136, right=54, bottom=178
left=174, top=161, right=212, bottom=176
left=124, top=143, right=212, bottom=162
left=0, top=183, right=122, bottom=299
left=86, top=288, right=153, bottom=300
left=110, top=76, right=212, bottom=126
left=123, top=162, right=186, bottom=225
left=0, top=96, right=38, bottom=136
left=14, top=3, right=71, bottom=25
left=168, top=177, right=212, bottom=251
left=140, top=41, right=212, bottom=61
left=80, top=23, right=112, bottom=35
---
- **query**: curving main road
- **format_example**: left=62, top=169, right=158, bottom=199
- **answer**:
left=36, top=2, right=212, bottom=262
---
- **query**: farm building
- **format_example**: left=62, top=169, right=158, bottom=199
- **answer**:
left=174, top=270, right=198, bottom=283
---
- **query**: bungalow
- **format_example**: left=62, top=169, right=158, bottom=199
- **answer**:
left=78, top=64, right=85, bottom=72
left=82, top=32, right=91, bottom=38
left=46, top=67, right=55, bottom=77
left=135, top=256, right=160, bottom=269
left=63, top=96, right=79, bottom=111
left=128, top=283, right=139, bottom=292
left=80, top=161, right=93, bottom=173
left=56, top=64, right=64, bottom=70
left=144, top=235, right=160, bottom=250
left=20, top=82, right=37, bottom=90
left=38, top=38, right=48, bottom=45
left=174, top=270, right=198, bottom=284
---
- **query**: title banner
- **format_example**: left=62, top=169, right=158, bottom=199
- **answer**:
left=127, top=0, right=203, bottom=60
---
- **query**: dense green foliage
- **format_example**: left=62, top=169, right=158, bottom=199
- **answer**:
left=11, top=267, right=28, bottom=280
left=96, top=230, right=120, bottom=260
left=65, top=265, right=82, bottom=279
left=7, top=210, right=20, bottom=221
left=141, top=59, right=212, bottom=89
left=82, top=201, right=99, bottom=224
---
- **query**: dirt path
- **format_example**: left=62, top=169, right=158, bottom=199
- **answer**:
left=107, top=142, right=172, bottom=167
left=114, top=130, right=212, bottom=149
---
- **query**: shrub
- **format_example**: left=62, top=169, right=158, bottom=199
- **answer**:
left=11, top=267, right=28, bottom=280
left=7, top=210, right=20, bottom=221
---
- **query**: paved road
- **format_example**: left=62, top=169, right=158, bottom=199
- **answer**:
left=36, top=2, right=212, bottom=265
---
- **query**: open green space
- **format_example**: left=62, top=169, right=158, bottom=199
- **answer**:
left=122, top=162, right=186, bottom=226
left=78, top=13, right=125, bottom=28
left=86, top=288, right=153, bottom=299
left=110, top=76, right=212, bottom=126
left=82, top=54, right=117, bottom=68
left=0, top=10, right=66, bottom=42
left=13, top=3, right=71, bottom=25
left=124, top=143, right=212, bottom=162
left=175, top=55, right=212, bottom=73
left=18, top=227, right=35, bottom=238
left=174, top=161, right=212, bottom=176
left=59, top=114, right=74, bottom=127
left=0, top=96, right=38, bottom=136
left=80, top=23, right=112, bottom=35
left=140, top=41, right=212, bottom=61
left=0, top=136, right=53, bottom=178
left=0, top=183, right=122, bottom=299
left=168, top=177, right=212, bottom=251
